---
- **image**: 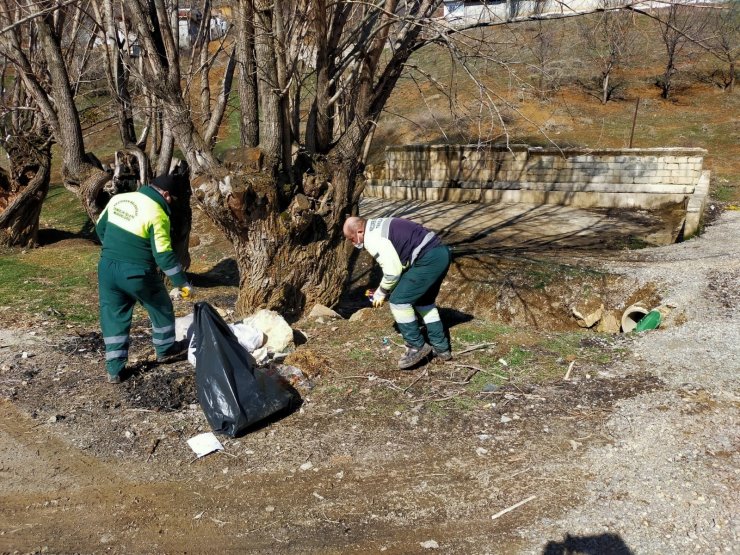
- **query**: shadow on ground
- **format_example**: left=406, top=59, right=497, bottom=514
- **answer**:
left=542, top=532, right=634, bottom=554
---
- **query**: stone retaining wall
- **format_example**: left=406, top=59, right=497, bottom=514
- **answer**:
left=363, top=144, right=709, bottom=238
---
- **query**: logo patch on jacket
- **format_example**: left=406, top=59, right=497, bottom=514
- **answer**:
left=112, top=199, right=139, bottom=221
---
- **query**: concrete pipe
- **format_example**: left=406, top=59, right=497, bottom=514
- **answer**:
left=621, top=304, right=649, bottom=333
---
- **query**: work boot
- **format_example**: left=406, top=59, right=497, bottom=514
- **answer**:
left=398, top=343, right=432, bottom=370
left=156, top=339, right=188, bottom=363
left=433, top=348, right=453, bottom=362
left=107, top=373, right=122, bottom=384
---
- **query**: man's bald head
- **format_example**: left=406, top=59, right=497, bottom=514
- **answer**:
left=343, top=216, right=367, bottom=245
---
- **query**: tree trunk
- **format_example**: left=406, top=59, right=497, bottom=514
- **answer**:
left=0, top=135, right=52, bottom=247
left=729, top=60, right=735, bottom=93
left=602, top=70, right=610, bottom=104
left=193, top=158, right=357, bottom=317
left=236, top=0, right=259, bottom=147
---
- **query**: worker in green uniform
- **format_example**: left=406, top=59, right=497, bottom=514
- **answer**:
left=96, top=174, right=193, bottom=384
left=344, top=215, right=452, bottom=370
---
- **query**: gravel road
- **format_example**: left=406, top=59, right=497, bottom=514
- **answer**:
left=519, top=210, right=740, bottom=554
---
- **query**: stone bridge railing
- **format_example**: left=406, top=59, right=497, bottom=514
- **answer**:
left=363, top=144, right=709, bottom=238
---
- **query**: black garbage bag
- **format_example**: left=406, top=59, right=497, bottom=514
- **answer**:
left=193, top=302, right=299, bottom=437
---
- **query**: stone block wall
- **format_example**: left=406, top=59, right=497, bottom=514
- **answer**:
left=382, top=145, right=705, bottom=188
left=364, top=144, right=709, bottom=238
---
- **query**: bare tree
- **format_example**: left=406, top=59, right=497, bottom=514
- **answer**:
left=0, top=0, right=111, bottom=220
left=578, top=0, right=634, bottom=103
left=0, top=53, right=53, bottom=247
left=705, top=0, right=739, bottom=92
left=656, top=2, right=709, bottom=99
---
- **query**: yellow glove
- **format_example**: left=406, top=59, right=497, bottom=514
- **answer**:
left=169, top=284, right=195, bottom=300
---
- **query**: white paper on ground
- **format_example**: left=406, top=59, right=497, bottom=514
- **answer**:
left=187, top=432, right=224, bottom=458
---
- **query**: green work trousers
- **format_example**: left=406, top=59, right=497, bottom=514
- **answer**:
left=98, top=258, right=177, bottom=377
left=389, top=245, right=451, bottom=352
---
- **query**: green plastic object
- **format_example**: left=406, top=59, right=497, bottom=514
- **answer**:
left=634, top=309, right=661, bottom=332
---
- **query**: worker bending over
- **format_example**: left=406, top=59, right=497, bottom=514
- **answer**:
left=344, top=216, right=452, bottom=369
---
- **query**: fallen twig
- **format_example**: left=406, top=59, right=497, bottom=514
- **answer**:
left=403, top=368, right=428, bottom=393
left=453, top=363, right=509, bottom=381
left=564, top=360, right=575, bottom=380
left=146, top=438, right=160, bottom=462
left=490, top=495, right=537, bottom=521
left=411, top=391, right=463, bottom=404
left=455, top=342, right=496, bottom=357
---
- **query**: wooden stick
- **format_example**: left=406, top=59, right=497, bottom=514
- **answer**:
left=491, top=495, right=537, bottom=521
left=453, top=363, right=509, bottom=381
left=455, top=342, right=495, bottom=357
left=403, top=368, right=428, bottom=393
left=564, top=361, right=575, bottom=380
left=411, top=392, right=462, bottom=404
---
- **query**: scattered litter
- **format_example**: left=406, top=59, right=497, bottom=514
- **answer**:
left=312, top=491, right=325, bottom=501
left=498, top=358, right=508, bottom=367
left=634, top=309, right=662, bottom=332
left=500, top=415, right=512, bottom=423
left=265, top=505, right=275, bottom=513
left=193, top=511, right=204, bottom=520
left=476, top=447, right=489, bottom=456
left=187, top=432, right=224, bottom=458
left=300, top=461, right=314, bottom=471
left=267, top=364, right=312, bottom=390
left=491, top=495, right=537, bottom=520
left=420, top=540, right=439, bottom=549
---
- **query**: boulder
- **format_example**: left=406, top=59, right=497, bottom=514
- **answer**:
left=308, top=304, right=342, bottom=320
left=241, top=309, right=294, bottom=352
left=572, top=302, right=604, bottom=328
left=595, top=311, right=621, bottom=334
left=349, top=308, right=373, bottom=322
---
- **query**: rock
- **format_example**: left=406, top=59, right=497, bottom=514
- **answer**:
left=572, top=302, right=604, bottom=328
left=241, top=309, right=294, bottom=352
left=349, top=308, right=372, bottom=322
left=596, top=311, right=621, bottom=334
left=420, top=540, right=439, bottom=549
left=308, top=304, right=342, bottom=320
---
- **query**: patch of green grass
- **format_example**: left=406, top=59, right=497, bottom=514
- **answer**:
left=505, top=346, right=532, bottom=367
left=542, top=333, right=583, bottom=359
left=40, top=185, right=92, bottom=236
left=452, top=322, right=513, bottom=346
left=348, top=347, right=367, bottom=361
left=213, top=102, right=243, bottom=160
left=713, top=184, right=735, bottom=203
left=526, top=268, right=554, bottom=289
left=0, top=244, right=100, bottom=324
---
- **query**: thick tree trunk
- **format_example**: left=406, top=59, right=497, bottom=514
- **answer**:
left=193, top=160, right=357, bottom=317
left=0, top=135, right=52, bottom=247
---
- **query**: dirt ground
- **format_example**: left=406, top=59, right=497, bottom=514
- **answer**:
left=0, top=208, right=738, bottom=554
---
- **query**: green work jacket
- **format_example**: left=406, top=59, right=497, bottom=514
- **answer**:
left=95, top=186, right=188, bottom=287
